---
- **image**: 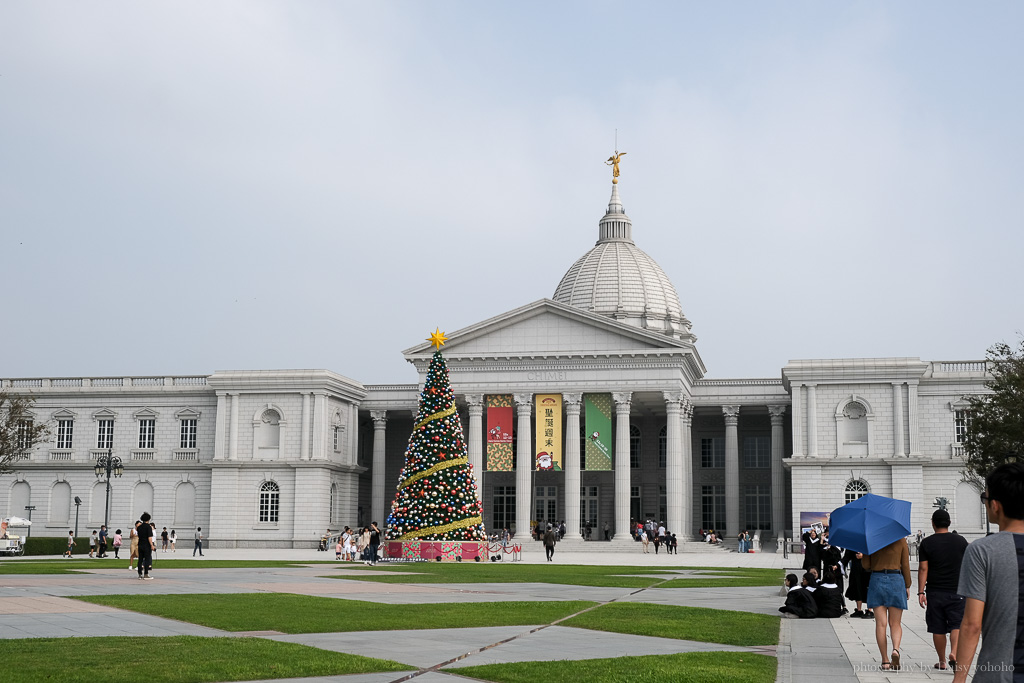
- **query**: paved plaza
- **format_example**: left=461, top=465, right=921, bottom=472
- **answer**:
left=0, top=546, right=970, bottom=682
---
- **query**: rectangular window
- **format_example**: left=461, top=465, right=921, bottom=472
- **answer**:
left=138, top=419, right=155, bottom=449
left=534, top=486, right=557, bottom=526
left=56, top=419, right=74, bottom=449
left=742, top=436, right=770, bottom=468
left=179, top=419, right=197, bottom=449
left=659, top=485, right=667, bottom=526
left=743, top=484, right=771, bottom=530
left=954, top=410, right=971, bottom=443
left=493, top=485, right=516, bottom=532
left=630, top=485, right=641, bottom=523
left=701, top=484, right=726, bottom=530
left=700, top=437, right=725, bottom=468
left=658, top=427, right=667, bottom=468
left=16, top=420, right=33, bottom=450
left=333, top=426, right=342, bottom=452
left=97, top=419, right=114, bottom=450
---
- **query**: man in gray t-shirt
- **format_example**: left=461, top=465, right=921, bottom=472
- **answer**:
left=953, top=462, right=1024, bottom=683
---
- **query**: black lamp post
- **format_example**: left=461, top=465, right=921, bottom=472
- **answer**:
left=73, top=496, right=82, bottom=538
left=24, top=505, right=35, bottom=540
left=94, top=449, right=123, bottom=529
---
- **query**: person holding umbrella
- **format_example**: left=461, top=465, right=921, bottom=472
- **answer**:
left=829, top=493, right=913, bottom=671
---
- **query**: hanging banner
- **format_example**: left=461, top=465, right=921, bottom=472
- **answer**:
left=584, top=393, right=613, bottom=470
left=534, top=394, right=562, bottom=471
left=486, top=395, right=514, bottom=471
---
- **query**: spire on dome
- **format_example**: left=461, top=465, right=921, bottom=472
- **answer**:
left=598, top=181, right=632, bottom=243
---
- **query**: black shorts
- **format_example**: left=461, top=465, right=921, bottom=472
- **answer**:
left=925, top=590, right=965, bottom=634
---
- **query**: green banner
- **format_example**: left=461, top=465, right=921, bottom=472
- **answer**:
left=584, top=393, right=612, bottom=470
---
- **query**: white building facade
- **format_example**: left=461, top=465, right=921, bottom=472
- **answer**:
left=1, top=182, right=989, bottom=548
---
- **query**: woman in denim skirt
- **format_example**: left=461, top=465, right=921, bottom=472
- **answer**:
left=860, top=537, right=912, bottom=671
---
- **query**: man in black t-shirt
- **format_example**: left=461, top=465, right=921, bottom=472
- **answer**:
left=918, top=508, right=969, bottom=670
left=137, top=513, right=156, bottom=580
left=367, top=522, right=381, bottom=566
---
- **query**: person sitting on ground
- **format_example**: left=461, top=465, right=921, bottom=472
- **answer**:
left=814, top=569, right=845, bottom=618
left=779, top=573, right=818, bottom=619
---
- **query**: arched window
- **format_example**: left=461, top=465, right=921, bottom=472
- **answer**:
left=133, top=481, right=154, bottom=522
left=658, top=426, right=668, bottom=468
left=50, top=481, right=72, bottom=525
left=259, top=481, right=280, bottom=523
left=174, top=482, right=196, bottom=527
left=844, top=479, right=870, bottom=505
left=256, top=409, right=281, bottom=460
left=10, top=481, right=31, bottom=518
left=629, top=425, right=641, bottom=468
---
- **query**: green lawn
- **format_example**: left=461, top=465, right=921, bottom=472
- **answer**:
left=449, top=651, right=777, bottom=683
left=75, top=593, right=596, bottom=633
left=0, top=636, right=411, bottom=682
left=561, top=602, right=780, bottom=647
left=324, top=562, right=781, bottom=588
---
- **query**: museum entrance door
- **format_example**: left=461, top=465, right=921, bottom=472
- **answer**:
left=580, top=485, right=599, bottom=539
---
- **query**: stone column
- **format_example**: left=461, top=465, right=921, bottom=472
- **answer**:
left=681, top=401, right=694, bottom=539
left=723, top=405, right=741, bottom=540
left=370, top=411, right=387, bottom=525
left=908, top=382, right=920, bottom=457
left=768, top=405, right=787, bottom=537
left=228, top=392, right=239, bottom=460
left=613, top=392, right=632, bottom=540
left=893, top=383, right=905, bottom=457
left=664, top=392, right=684, bottom=539
left=465, top=394, right=484, bottom=478
left=300, top=392, right=311, bottom=460
left=311, top=392, right=327, bottom=460
left=563, top=393, right=582, bottom=540
left=806, top=384, right=818, bottom=458
left=214, top=393, right=227, bottom=460
left=514, top=394, right=533, bottom=538
left=791, top=384, right=804, bottom=457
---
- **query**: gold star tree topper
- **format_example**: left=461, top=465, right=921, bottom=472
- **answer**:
left=427, top=328, right=448, bottom=350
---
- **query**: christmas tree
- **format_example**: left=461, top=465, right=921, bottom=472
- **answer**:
left=385, top=329, right=487, bottom=541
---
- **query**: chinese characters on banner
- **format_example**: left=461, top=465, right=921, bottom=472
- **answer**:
left=584, top=393, right=613, bottom=470
left=485, top=395, right=513, bottom=471
left=534, top=394, right=562, bottom=471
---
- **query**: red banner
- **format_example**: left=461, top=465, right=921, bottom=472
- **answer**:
left=486, top=395, right=513, bottom=471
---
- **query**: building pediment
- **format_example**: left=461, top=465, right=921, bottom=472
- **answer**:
left=404, top=299, right=699, bottom=360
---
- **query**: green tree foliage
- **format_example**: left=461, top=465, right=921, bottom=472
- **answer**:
left=962, top=339, right=1024, bottom=486
left=0, top=392, right=50, bottom=476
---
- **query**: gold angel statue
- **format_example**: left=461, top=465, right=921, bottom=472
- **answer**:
left=605, top=150, right=626, bottom=184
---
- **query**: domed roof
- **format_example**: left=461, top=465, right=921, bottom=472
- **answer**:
left=553, top=184, right=692, bottom=339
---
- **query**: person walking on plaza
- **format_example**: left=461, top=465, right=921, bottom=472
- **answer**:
left=640, top=527, right=650, bottom=553
left=193, top=526, right=204, bottom=556
left=88, top=530, right=98, bottom=558
left=603, top=521, right=609, bottom=541
left=952, top=462, right=1024, bottom=683
left=843, top=546, right=872, bottom=618
left=112, top=529, right=122, bottom=559
left=169, top=529, right=176, bottom=552
left=543, top=524, right=557, bottom=561
left=367, top=522, right=381, bottom=566
left=860, top=534, right=912, bottom=671
left=161, top=527, right=169, bottom=551
left=98, top=525, right=108, bottom=558
left=136, top=513, right=155, bottom=579
left=65, top=530, right=75, bottom=558
left=128, top=521, right=139, bottom=569
left=918, top=508, right=969, bottom=671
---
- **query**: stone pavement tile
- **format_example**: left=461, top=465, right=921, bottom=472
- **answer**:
left=0, top=611, right=226, bottom=639
left=0, top=596, right=119, bottom=614
left=268, top=626, right=533, bottom=669
left=619, top=585, right=783, bottom=615
left=446, top=625, right=758, bottom=668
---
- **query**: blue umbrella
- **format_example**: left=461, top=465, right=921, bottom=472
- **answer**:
left=828, top=493, right=911, bottom=555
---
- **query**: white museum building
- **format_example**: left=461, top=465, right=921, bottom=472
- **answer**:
left=1, top=180, right=991, bottom=548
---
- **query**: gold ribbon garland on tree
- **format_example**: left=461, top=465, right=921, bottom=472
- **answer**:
left=398, top=456, right=467, bottom=489
left=413, top=404, right=457, bottom=431
left=395, top=515, right=484, bottom=540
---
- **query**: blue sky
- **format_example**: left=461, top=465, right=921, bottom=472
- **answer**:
left=2, top=2, right=1021, bottom=383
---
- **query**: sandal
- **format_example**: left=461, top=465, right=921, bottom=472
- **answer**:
left=949, top=656, right=957, bottom=671
left=891, top=649, right=901, bottom=671
left=934, top=663, right=947, bottom=670
left=881, top=663, right=891, bottom=670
